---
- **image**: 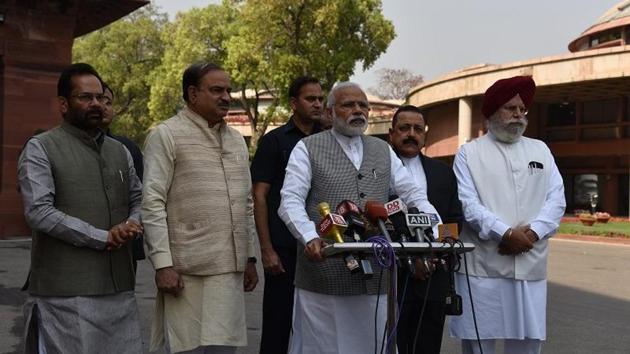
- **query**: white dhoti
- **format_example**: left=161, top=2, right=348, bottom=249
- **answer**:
left=289, top=288, right=389, bottom=354
left=151, top=272, right=247, bottom=353
left=449, top=274, right=547, bottom=340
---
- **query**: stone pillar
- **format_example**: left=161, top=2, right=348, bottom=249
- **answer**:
left=458, top=97, right=472, bottom=146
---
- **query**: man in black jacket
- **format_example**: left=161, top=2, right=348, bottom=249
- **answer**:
left=389, top=105, right=463, bottom=354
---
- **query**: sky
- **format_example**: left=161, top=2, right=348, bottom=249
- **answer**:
left=152, top=0, right=621, bottom=89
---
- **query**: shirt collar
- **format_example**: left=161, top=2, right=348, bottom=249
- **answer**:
left=284, top=116, right=321, bottom=135
left=400, top=154, right=421, bottom=166
left=182, top=106, right=226, bottom=132
left=61, top=121, right=105, bottom=150
left=331, top=127, right=362, bottom=148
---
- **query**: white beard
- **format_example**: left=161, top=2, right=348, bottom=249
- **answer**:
left=488, top=117, right=527, bottom=143
left=332, top=111, right=368, bottom=137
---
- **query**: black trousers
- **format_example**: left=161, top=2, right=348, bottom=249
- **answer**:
left=259, top=246, right=296, bottom=354
left=397, top=299, right=447, bottom=354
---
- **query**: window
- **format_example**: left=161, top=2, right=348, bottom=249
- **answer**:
left=547, top=102, right=576, bottom=126
left=582, top=99, right=618, bottom=124
left=573, top=174, right=599, bottom=208
left=590, top=28, right=622, bottom=47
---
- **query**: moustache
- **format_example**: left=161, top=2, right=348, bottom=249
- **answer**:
left=505, top=118, right=527, bottom=126
left=348, top=115, right=367, bottom=124
left=85, top=109, right=103, bottom=118
left=402, top=137, right=418, bottom=145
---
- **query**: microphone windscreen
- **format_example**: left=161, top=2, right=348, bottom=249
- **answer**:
left=318, top=202, right=331, bottom=216
left=336, top=200, right=362, bottom=217
left=364, top=201, right=388, bottom=224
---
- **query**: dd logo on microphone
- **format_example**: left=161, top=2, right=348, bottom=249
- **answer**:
left=386, top=200, right=400, bottom=214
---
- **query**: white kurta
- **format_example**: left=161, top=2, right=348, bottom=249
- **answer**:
left=450, top=133, right=565, bottom=340
left=279, top=129, right=440, bottom=354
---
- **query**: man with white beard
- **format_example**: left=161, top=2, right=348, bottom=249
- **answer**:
left=450, top=76, right=566, bottom=354
left=279, top=82, right=440, bottom=354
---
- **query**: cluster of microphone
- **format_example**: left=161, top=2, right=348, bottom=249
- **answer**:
left=316, top=196, right=464, bottom=315
left=316, top=196, right=439, bottom=277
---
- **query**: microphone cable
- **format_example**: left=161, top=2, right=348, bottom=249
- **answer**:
left=374, top=266, right=385, bottom=354
left=442, top=237, right=484, bottom=354
left=366, top=235, right=396, bottom=354
left=381, top=265, right=411, bottom=354
left=410, top=264, right=433, bottom=354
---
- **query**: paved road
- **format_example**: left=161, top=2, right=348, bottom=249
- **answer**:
left=1, top=238, right=629, bottom=354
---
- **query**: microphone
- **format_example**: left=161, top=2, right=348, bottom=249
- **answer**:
left=386, top=195, right=415, bottom=274
left=385, top=195, right=410, bottom=242
left=336, top=200, right=366, bottom=242
left=384, top=195, right=407, bottom=216
left=317, top=202, right=361, bottom=273
left=406, top=207, right=437, bottom=242
left=364, top=201, right=393, bottom=242
left=336, top=200, right=373, bottom=277
left=317, top=202, right=347, bottom=243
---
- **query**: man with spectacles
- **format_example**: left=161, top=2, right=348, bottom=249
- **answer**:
left=279, top=82, right=441, bottom=354
left=450, top=76, right=566, bottom=354
left=18, top=63, right=143, bottom=353
left=388, top=105, right=463, bottom=354
left=142, top=62, right=258, bottom=354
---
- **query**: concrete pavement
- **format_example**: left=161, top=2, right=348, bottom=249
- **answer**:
left=1, top=237, right=629, bottom=353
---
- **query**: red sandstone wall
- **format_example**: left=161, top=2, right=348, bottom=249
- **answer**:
left=0, top=4, right=74, bottom=237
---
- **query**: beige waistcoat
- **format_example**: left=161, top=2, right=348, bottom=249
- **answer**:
left=164, top=109, right=255, bottom=275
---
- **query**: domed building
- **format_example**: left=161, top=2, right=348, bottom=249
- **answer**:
left=407, top=1, right=630, bottom=216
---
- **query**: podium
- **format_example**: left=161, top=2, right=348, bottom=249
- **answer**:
left=322, top=241, right=475, bottom=354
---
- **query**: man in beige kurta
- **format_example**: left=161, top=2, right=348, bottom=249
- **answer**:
left=142, top=62, right=258, bottom=354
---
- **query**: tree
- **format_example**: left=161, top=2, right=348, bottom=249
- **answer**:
left=225, top=0, right=396, bottom=150
left=148, top=2, right=239, bottom=123
left=74, top=0, right=396, bottom=152
left=368, top=68, right=424, bottom=100
left=73, top=6, right=167, bottom=143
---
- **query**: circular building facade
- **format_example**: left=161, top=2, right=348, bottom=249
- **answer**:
left=407, top=2, right=630, bottom=216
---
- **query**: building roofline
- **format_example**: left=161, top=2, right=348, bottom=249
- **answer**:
left=408, top=45, right=630, bottom=101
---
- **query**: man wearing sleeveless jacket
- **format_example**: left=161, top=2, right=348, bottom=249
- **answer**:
left=142, top=63, right=258, bottom=353
left=279, top=82, right=441, bottom=354
left=18, top=63, right=143, bottom=353
left=450, top=76, right=566, bottom=354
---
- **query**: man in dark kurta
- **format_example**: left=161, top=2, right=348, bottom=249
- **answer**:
left=18, top=63, right=143, bottom=353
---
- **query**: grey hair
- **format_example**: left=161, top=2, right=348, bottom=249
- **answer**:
left=327, top=82, right=363, bottom=108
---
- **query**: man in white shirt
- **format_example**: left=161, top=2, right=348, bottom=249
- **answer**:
left=389, top=105, right=463, bottom=354
left=279, top=82, right=440, bottom=354
left=450, top=76, right=566, bottom=354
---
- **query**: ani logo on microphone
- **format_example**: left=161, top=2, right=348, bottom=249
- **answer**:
left=406, top=214, right=431, bottom=227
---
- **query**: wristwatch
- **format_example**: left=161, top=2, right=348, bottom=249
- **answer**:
left=247, top=257, right=257, bottom=264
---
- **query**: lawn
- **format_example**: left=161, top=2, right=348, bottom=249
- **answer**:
left=558, top=220, right=630, bottom=238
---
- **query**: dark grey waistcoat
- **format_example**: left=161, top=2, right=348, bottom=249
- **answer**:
left=28, top=123, right=134, bottom=296
left=296, top=130, right=391, bottom=296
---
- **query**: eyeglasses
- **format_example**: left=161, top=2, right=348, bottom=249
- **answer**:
left=501, top=105, right=528, bottom=116
left=337, top=100, right=370, bottom=111
left=71, top=93, right=108, bottom=104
